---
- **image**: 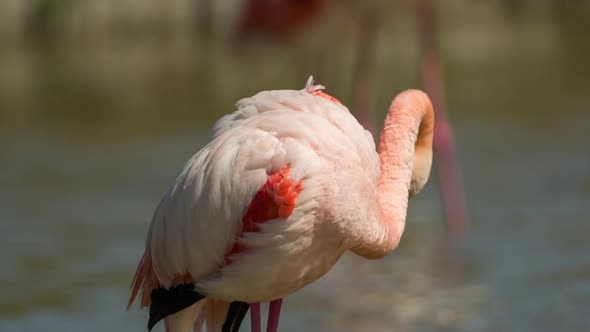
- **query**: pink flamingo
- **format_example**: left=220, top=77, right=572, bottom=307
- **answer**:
left=127, top=77, right=435, bottom=332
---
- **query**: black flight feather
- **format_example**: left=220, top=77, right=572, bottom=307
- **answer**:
left=222, top=301, right=250, bottom=332
left=148, top=283, right=205, bottom=331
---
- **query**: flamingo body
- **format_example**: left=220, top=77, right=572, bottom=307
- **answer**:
left=129, top=78, right=435, bottom=331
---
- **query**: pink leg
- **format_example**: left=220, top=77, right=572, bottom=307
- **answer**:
left=417, top=0, right=469, bottom=237
left=250, top=302, right=261, bottom=332
left=266, top=298, right=283, bottom=332
left=433, top=120, right=469, bottom=237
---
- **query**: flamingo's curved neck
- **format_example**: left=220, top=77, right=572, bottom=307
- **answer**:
left=353, top=90, right=434, bottom=259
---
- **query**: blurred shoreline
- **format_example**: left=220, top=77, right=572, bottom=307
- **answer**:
left=1, top=1, right=588, bottom=138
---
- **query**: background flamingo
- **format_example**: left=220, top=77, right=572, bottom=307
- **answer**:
left=235, top=0, right=330, bottom=42
left=127, top=78, right=435, bottom=332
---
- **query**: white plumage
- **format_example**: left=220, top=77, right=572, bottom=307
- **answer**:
left=129, top=77, right=435, bottom=332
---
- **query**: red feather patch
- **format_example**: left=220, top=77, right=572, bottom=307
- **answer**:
left=227, top=165, right=303, bottom=259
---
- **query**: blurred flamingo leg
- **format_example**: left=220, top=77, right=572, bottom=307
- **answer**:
left=417, top=0, right=469, bottom=236
left=351, top=5, right=379, bottom=134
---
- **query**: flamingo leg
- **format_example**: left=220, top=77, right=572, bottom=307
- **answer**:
left=433, top=121, right=469, bottom=236
left=266, top=298, right=283, bottom=332
left=250, top=302, right=261, bottom=332
left=417, top=0, right=469, bottom=236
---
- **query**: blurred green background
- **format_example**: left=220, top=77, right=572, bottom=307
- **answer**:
left=1, top=0, right=589, bottom=331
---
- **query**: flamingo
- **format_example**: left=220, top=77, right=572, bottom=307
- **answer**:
left=127, top=77, right=434, bottom=332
